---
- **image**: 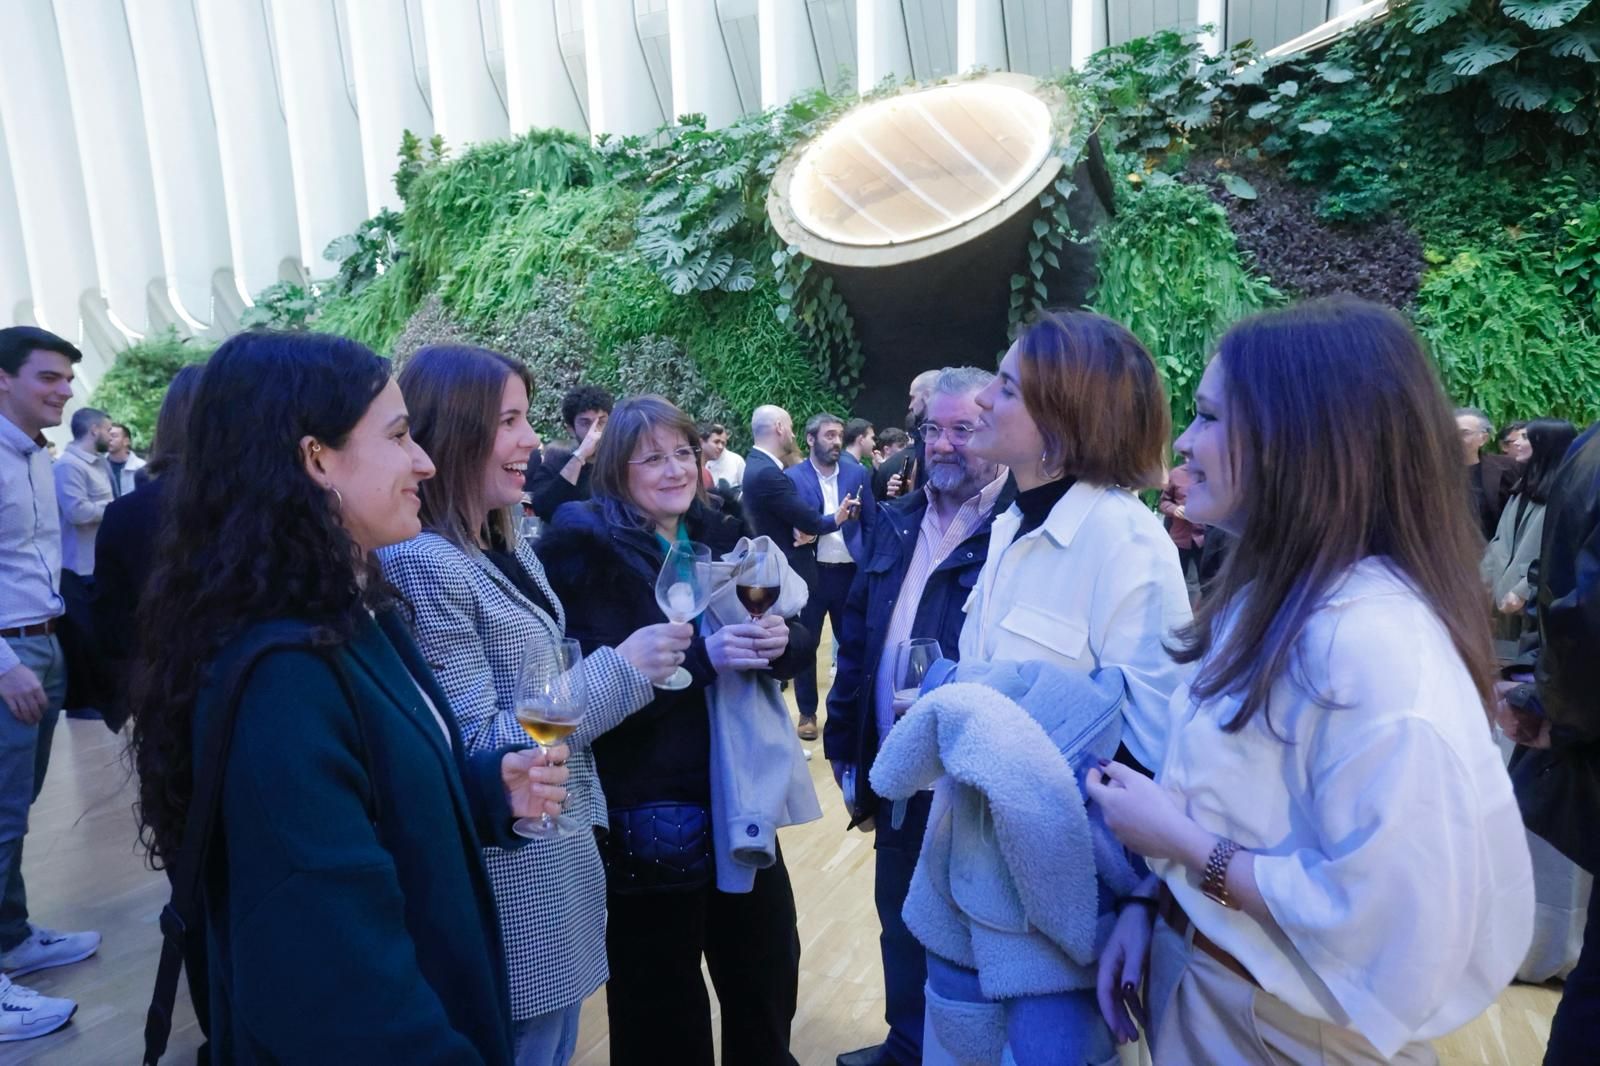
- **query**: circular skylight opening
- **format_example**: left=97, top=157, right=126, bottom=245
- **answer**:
left=787, top=80, right=1056, bottom=248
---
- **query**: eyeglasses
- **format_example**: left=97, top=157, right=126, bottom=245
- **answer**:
left=918, top=422, right=978, bottom=445
left=627, top=445, right=700, bottom=470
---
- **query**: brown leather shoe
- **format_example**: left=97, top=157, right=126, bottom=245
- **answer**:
left=796, top=715, right=819, bottom=741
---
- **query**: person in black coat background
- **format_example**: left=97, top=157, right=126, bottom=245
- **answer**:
left=538, top=396, right=815, bottom=1066
left=523, top=385, right=612, bottom=522
left=740, top=404, right=859, bottom=595
left=1499, top=422, right=1600, bottom=1064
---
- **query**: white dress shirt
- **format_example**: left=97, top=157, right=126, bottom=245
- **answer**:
left=706, top=450, right=745, bottom=488
left=812, top=461, right=852, bottom=565
left=0, top=412, right=64, bottom=673
left=1151, top=558, right=1535, bottom=1058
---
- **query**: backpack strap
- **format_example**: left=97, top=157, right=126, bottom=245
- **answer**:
left=143, top=623, right=357, bottom=1065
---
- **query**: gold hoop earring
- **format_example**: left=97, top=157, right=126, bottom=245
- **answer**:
left=329, top=487, right=344, bottom=512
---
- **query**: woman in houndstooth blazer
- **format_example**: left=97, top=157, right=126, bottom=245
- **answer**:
left=380, top=346, right=693, bottom=1066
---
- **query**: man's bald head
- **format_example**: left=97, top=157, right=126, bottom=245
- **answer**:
left=752, top=404, right=794, bottom=450
left=908, top=369, right=940, bottom=422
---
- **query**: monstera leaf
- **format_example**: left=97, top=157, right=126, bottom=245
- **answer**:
left=1442, top=30, right=1522, bottom=75
left=1502, top=0, right=1593, bottom=31
left=1490, top=70, right=1554, bottom=110
left=1409, top=0, right=1472, bottom=32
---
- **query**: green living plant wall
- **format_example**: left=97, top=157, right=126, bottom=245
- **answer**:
left=1089, top=175, right=1282, bottom=434
left=89, top=329, right=214, bottom=447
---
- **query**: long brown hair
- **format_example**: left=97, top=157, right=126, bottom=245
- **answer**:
left=1015, top=310, right=1170, bottom=489
left=398, top=345, right=531, bottom=549
left=589, top=395, right=704, bottom=526
left=1172, top=297, right=1495, bottom=730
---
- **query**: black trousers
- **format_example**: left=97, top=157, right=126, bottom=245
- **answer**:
left=605, top=851, right=801, bottom=1066
left=1546, top=884, right=1600, bottom=1064
left=875, top=791, right=934, bottom=1065
left=795, top=562, right=856, bottom=719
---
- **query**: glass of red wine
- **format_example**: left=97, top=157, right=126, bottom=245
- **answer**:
left=734, top=548, right=782, bottom=621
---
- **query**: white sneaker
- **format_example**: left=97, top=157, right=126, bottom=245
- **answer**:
left=0, top=973, right=75, bottom=1042
left=0, top=925, right=101, bottom=978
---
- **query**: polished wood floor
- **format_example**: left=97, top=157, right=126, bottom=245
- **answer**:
left=3, top=678, right=1565, bottom=1064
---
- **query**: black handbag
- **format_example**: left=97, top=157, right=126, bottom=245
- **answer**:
left=1509, top=743, right=1600, bottom=875
left=599, top=802, right=712, bottom=894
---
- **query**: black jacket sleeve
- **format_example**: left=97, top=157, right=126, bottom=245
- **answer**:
left=526, top=448, right=583, bottom=522
left=746, top=465, right=840, bottom=536
left=823, top=564, right=871, bottom=764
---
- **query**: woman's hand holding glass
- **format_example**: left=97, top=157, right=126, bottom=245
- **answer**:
left=500, top=745, right=571, bottom=822
left=616, top=622, right=695, bottom=686
left=706, top=622, right=779, bottom=672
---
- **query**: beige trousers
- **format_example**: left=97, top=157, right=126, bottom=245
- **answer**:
left=1147, top=919, right=1437, bottom=1066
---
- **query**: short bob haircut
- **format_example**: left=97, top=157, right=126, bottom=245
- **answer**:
left=1012, top=310, right=1169, bottom=490
left=398, top=345, right=533, bottom=550
left=589, top=395, right=705, bottom=526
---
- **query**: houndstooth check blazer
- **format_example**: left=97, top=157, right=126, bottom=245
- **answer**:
left=379, top=531, right=654, bottom=1020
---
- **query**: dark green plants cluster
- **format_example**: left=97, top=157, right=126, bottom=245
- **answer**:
left=1089, top=177, right=1282, bottom=430
left=89, top=329, right=214, bottom=445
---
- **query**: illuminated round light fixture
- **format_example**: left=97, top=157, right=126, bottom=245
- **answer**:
left=769, top=73, right=1068, bottom=267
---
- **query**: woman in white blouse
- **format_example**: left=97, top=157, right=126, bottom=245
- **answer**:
left=1087, top=297, right=1535, bottom=1063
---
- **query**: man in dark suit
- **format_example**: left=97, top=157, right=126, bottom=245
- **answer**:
left=826, top=367, right=1011, bottom=1066
left=1457, top=407, right=1521, bottom=540
left=742, top=405, right=859, bottom=738
left=786, top=413, right=875, bottom=741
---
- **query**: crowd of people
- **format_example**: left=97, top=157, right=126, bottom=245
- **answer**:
left=0, top=293, right=1596, bottom=1064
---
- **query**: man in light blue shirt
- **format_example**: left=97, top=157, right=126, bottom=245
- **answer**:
left=0, top=326, right=102, bottom=1040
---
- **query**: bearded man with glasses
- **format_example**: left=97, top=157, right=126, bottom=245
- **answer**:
left=824, top=367, right=1014, bottom=1066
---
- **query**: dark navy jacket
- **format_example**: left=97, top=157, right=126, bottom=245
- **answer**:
left=823, top=481, right=1014, bottom=823
left=785, top=456, right=876, bottom=566
left=195, top=611, right=521, bottom=1064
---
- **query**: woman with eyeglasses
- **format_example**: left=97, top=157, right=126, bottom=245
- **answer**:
left=379, top=346, right=694, bottom=1065
left=537, top=395, right=816, bottom=1066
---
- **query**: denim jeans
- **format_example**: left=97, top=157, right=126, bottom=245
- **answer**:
left=923, top=952, right=1110, bottom=1066
left=0, top=634, right=66, bottom=951
left=515, top=1000, right=583, bottom=1066
left=876, top=790, right=933, bottom=1065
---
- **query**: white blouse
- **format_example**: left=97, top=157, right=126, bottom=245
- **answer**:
left=1151, top=558, right=1534, bottom=1058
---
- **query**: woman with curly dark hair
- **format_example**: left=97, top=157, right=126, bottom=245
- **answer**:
left=128, top=331, right=570, bottom=1064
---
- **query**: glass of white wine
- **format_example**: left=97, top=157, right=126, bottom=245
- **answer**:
left=513, top=636, right=586, bottom=839
left=653, top=541, right=713, bottom=691
left=892, top=637, right=942, bottom=721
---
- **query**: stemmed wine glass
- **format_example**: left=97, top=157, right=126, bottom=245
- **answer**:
left=733, top=548, right=782, bottom=621
left=512, top=636, right=586, bottom=839
left=654, top=541, right=713, bottom=690
left=892, top=637, right=942, bottom=721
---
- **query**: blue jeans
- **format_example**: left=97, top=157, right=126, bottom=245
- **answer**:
left=924, top=953, right=1109, bottom=1066
left=876, top=790, right=933, bottom=1065
left=0, top=635, right=65, bottom=951
left=514, top=1001, right=583, bottom=1066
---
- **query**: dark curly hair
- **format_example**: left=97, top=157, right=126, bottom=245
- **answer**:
left=560, top=384, right=613, bottom=431
left=129, top=331, right=393, bottom=868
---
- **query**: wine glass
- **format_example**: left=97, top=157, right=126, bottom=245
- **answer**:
left=653, top=541, right=713, bottom=691
left=892, top=637, right=942, bottom=721
left=732, top=548, right=782, bottom=621
left=513, top=636, right=586, bottom=839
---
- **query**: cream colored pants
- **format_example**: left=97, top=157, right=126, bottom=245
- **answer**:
left=1146, top=918, right=1437, bottom=1065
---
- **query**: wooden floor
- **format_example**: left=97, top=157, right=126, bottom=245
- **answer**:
left=3, top=683, right=1565, bottom=1064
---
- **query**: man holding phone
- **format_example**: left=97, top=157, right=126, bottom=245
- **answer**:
left=786, top=412, right=875, bottom=741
